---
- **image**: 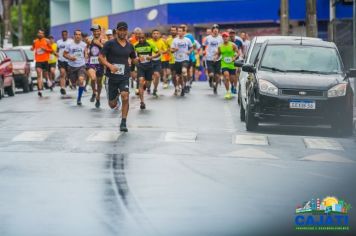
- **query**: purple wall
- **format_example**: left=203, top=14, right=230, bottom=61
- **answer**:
left=108, top=4, right=168, bottom=32
left=50, top=20, right=91, bottom=41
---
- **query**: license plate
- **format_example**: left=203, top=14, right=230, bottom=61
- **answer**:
left=289, top=100, right=316, bottom=110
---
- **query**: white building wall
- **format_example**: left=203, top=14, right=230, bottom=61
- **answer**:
left=90, top=0, right=112, bottom=18
left=134, top=0, right=159, bottom=9
left=50, top=0, right=70, bottom=26
left=70, top=0, right=90, bottom=22
left=112, top=0, right=134, bottom=13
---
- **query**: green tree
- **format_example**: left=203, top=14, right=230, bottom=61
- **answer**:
left=6, top=0, right=49, bottom=45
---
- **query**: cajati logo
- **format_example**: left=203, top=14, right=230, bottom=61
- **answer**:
left=295, top=196, right=351, bottom=231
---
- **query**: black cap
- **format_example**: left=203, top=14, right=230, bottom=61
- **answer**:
left=211, top=24, right=219, bottom=30
left=90, top=24, right=101, bottom=31
left=117, top=21, right=128, bottom=30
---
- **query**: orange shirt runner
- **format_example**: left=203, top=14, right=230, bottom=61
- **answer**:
left=33, top=38, right=53, bottom=62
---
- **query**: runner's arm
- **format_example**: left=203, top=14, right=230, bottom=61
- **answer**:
left=63, top=50, right=75, bottom=61
left=215, top=47, right=221, bottom=61
left=233, top=44, right=239, bottom=61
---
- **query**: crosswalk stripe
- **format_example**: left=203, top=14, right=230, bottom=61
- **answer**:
left=225, top=148, right=279, bottom=160
left=86, top=131, right=121, bottom=142
left=12, top=131, right=51, bottom=142
left=164, top=132, right=197, bottom=143
left=299, top=153, right=354, bottom=163
left=234, top=135, right=269, bottom=146
left=303, top=138, right=344, bottom=150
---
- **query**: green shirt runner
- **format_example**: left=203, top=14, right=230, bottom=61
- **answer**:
left=134, top=41, right=158, bottom=67
left=219, top=41, right=236, bottom=70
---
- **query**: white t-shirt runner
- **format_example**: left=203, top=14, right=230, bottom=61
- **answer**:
left=57, top=38, right=73, bottom=62
left=171, top=37, right=193, bottom=62
left=204, top=35, right=223, bottom=61
left=64, top=41, right=87, bottom=68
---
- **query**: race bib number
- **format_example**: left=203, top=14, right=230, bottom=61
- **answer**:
left=224, top=57, right=233, bottom=63
left=90, top=56, right=99, bottom=64
left=113, top=64, right=125, bottom=75
left=74, top=51, right=82, bottom=58
left=177, top=52, right=185, bottom=60
left=141, top=55, right=150, bottom=63
left=37, top=48, right=44, bottom=55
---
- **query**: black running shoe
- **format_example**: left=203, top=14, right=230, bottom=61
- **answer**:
left=213, top=86, right=217, bottom=95
left=60, top=88, right=66, bottom=95
left=185, top=86, right=190, bottom=93
left=95, top=99, right=100, bottom=108
left=90, top=94, right=95, bottom=102
left=140, top=102, right=146, bottom=110
left=77, top=100, right=82, bottom=106
left=38, top=91, right=42, bottom=97
left=180, top=89, right=185, bottom=97
left=153, top=89, right=158, bottom=97
left=120, top=122, right=128, bottom=132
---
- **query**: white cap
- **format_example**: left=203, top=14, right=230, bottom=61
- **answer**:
left=106, top=29, right=113, bottom=35
left=134, top=27, right=142, bottom=33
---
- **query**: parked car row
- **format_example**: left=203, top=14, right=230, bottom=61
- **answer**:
left=0, top=50, right=15, bottom=99
left=235, top=36, right=356, bottom=136
left=0, top=45, right=55, bottom=99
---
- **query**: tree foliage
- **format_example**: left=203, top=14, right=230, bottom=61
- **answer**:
left=8, top=0, right=49, bottom=45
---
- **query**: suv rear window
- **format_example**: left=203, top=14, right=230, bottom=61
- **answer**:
left=4, top=50, right=25, bottom=62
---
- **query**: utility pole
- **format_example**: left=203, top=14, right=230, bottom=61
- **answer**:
left=306, top=0, right=318, bottom=37
left=329, top=0, right=336, bottom=41
left=280, top=0, right=289, bottom=35
left=18, top=0, right=23, bottom=45
left=3, top=0, right=12, bottom=47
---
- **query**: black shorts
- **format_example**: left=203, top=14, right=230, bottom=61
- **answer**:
left=130, top=63, right=136, bottom=72
left=188, top=59, right=196, bottom=69
left=222, top=68, right=236, bottom=76
left=106, top=78, right=130, bottom=101
left=67, top=66, right=87, bottom=84
left=152, top=60, right=161, bottom=72
left=36, top=62, right=49, bottom=71
left=207, top=60, right=221, bottom=75
left=57, top=60, right=68, bottom=70
left=174, top=61, right=189, bottom=75
left=137, top=65, right=153, bottom=81
left=161, top=61, right=169, bottom=69
left=49, top=63, right=56, bottom=69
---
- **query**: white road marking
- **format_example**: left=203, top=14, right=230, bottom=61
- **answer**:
left=234, top=135, right=269, bottom=146
left=86, top=131, right=121, bottom=142
left=299, top=152, right=354, bottom=163
left=12, top=131, right=51, bottom=142
left=164, top=132, right=197, bottom=143
left=225, top=148, right=279, bottom=160
left=303, top=138, right=344, bottom=150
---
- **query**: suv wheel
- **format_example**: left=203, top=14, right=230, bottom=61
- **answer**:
left=23, top=76, right=30, bottom=93
left=240, top=102, right=246, bottom=121
left=28, top=75, right=34, bottom=92
left=332, top=108, right=353, bottom=137
left=5, top=80, right=15, bottom=96
left=245, top=99, right=258, bottom=131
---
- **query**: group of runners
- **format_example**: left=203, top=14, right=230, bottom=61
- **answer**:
left=31, top=22, right=250, bottom=132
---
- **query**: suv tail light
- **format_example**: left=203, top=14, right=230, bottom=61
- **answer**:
left=6, top=64, right=13, bottom=73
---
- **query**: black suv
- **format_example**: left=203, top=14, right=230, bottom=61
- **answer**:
left=239, top=38, right=355, bottom=135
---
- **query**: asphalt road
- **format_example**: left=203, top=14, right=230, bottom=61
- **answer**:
left=0, top=82, right=356, bottom=236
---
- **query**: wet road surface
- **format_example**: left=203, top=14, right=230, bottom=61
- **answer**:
left=0, top=82, right=356, bottom=236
